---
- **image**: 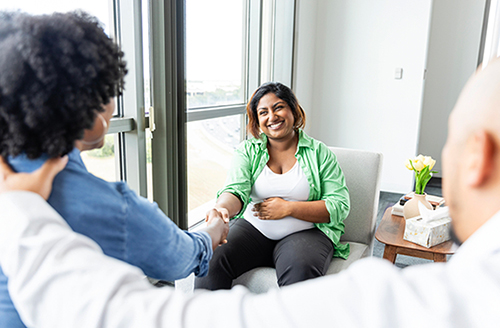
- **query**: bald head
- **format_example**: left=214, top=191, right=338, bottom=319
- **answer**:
left=443, top=57, right=500, bottom=243
left=451, top=59, right=500, bottom=145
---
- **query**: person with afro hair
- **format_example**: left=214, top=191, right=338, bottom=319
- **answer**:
left=0, top=11, right=228, bottom=328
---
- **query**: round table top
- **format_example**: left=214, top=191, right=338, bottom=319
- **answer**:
left=375, top=208, right=458, bottom=255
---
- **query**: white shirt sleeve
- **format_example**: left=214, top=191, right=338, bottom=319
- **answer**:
left=1, top=191, right=499, bottom=328
left=0, top=191, right=254, bottom=328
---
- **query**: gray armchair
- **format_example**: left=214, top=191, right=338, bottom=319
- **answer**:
left=230, top=147, right=383, bottom=293
left=176, top=147, right=383, bottom=294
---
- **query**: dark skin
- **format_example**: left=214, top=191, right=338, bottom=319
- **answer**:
left=207, top=93, right=330, bottom=224
left=0, top=156, right=68, bottom=200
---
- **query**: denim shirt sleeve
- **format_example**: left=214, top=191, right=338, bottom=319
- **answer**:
left=118, top=183, right=213, bottom=280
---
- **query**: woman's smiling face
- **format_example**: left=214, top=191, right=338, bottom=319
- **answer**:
left=256, top=93, right=295, bottom=141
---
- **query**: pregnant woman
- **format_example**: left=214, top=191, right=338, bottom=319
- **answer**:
left=196, top=82, right=350, bottom=289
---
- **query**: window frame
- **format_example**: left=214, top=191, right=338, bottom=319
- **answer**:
left=181, top=0, right=261, bottom=228
left=479, top=0, right=500, bottom=68
left=108, top=0, right=148, bottom=197
left=147, top=0, right=188, bottom=227
left=145, top=0, right=296, bottom=229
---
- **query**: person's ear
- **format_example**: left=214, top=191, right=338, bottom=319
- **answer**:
left=465, top=130, right=495, bottom=187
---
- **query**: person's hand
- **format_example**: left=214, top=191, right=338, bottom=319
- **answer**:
left=0, top=155, right=68, bottom=200
left=203, top=207, right=231, bottom=250
left=203, top=216, right=229, bottom=250
left=205, top=207, right=229, bottom=224
left=252, top=197, right=290, bottom=220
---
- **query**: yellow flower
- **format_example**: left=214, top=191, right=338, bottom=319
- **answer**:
left=412, top=158, right=425, bottom=172
left=404, top=154, right=438, bottom=195
left=406, top=155, right=435, bottom=172
left=422, top=156, right=436, bottom=171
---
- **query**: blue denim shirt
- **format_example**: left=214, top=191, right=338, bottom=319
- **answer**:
left=0, top=148, right=212, bottom=328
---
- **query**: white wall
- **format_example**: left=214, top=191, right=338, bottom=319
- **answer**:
left=417, top=0, right=486, bottom=176
left=294, top=0, right=432, bottom=192
left=292, top=0, right=318, bottom=113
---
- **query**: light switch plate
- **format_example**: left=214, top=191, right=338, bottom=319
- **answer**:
left=395, top=67, right=403, bottom=79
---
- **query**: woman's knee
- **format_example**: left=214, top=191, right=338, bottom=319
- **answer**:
left=274, top=229, right=334, bottom=286
left=275, top=259, right=326, bottom=286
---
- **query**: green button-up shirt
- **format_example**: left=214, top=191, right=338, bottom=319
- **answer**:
left=218, top=129, right=351, bottom=259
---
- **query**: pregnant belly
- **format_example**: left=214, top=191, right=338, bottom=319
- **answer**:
left=243, top=206, right=315, bottom=240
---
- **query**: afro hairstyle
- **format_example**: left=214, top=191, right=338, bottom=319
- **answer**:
left=0, top=10, right=127, bottom=159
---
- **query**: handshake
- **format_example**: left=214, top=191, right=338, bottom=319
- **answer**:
left=203, top=207, right=230, bottom=250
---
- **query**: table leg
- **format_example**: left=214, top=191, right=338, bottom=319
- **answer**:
left=382, top=245, right=397, bottom=263
left=433, top=254, right=447, bottom=262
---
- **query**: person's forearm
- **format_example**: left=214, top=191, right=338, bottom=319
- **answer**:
left=0, top=192, right=463, bottom=328
left=288, top=200, right=330, bottom=223
left=215, top=192, right=243, bottom=218
left=199, top=217, right=228, bottom=251
left=0, top=192, right=239, bottom=328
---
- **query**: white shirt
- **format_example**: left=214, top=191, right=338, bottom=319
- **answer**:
left=244, top=162, right=314, bottom=239
left=1, top=191, right=500, bottom=328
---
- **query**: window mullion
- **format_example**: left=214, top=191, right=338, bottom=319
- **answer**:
left=115, top=0, right=148, bottom=197
left=187, top=105, right=247, bottom=122
left=247, top=0, right=262, bottom=97
left=150, top=0, right=187, bottom=228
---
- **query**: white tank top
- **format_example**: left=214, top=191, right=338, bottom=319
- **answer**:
left=243, top=161, right=314, bottom=240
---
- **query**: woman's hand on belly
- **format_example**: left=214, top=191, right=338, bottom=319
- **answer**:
left=253, top=199, right=330, bottom=224
left=252, top=197, right=291, bottom=220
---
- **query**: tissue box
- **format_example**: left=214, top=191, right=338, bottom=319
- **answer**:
left=403, top=216, right=452, bottom=248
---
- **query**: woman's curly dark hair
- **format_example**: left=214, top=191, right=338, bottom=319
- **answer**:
left=0, top=11, right=127, bottom=158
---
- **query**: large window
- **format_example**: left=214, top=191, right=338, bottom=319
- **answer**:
left=184, top=0, right=295, bottom=228
left=81, top=135, right=119, bottom=182
left=185, top=0, right=253, bottom=227
left=186, top=0, right=245, bottom=108
left=481, top=0, right=500, bottom=67
left=2, top=0, right=296, bottom=229
left=186, top=115, right=243, bottom=225
left=2, top=0, right=148, bottom=196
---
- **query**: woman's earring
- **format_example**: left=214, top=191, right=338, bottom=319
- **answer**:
left=80, top=113, right=108, bottom=146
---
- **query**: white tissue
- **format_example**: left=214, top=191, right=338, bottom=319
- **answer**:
left=418, top=202, right=449, bottom=223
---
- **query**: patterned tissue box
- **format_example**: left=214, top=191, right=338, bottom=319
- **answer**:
left=403, top=216, right=451, bottom=248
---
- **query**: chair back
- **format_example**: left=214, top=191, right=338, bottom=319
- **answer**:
left=329, top=147, right=383, bottom=254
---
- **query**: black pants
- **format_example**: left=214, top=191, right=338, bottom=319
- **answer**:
left=195, top=218, right=334, bottom=290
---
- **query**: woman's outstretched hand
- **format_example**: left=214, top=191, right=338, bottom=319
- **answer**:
left=206, top=207, right=229, bottom=224
left=204, top=208, right=230, bottom=250
left=253, top=197, right=290, bottom=220
left=0, top=156, right=68, bottom=200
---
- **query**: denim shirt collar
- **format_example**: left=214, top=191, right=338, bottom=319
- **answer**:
left=67, top=147, right=87, bottom=170
left=9, top=147, right=86, bottom=173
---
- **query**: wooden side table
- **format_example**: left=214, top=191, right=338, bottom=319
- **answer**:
left=375, top=208, right=458, bottom=263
